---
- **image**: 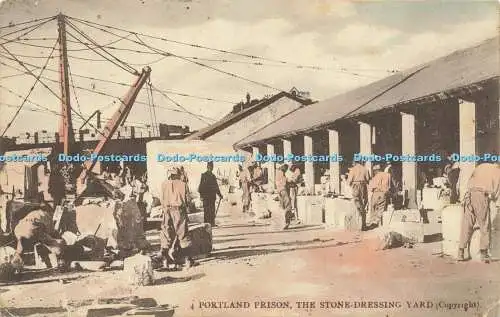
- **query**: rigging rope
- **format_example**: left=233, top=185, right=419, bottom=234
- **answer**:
left=1, top=38, right=59, bottom=136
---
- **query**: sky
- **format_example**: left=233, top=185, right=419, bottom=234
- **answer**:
left=0, top=0, right=498, bottom=137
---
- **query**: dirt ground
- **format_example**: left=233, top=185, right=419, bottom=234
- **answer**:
left=0, top=201, right=499, bottom=317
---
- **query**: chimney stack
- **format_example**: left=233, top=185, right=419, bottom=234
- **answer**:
left=96, top=110, right=101, bottom=129
left=246, top=93, right=251, bottom=104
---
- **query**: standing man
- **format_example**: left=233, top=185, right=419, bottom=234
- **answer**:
left=457, top=162, right=500, bottom=263
left=347, top=161, right=371, bottom=231
left=368, top=164, right=391, bottom=228
left=160, top=167, right=194, bottom=269
left=239, top=164, right=252, bottom=213
left=287, top=164, right=303, bottom=221
left=276, top=164, right=294, bottom=230
left=198, top=162, right=223, bottom=227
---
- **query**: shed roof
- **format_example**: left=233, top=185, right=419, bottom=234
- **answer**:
left=236, top=37, right=499, bottom=147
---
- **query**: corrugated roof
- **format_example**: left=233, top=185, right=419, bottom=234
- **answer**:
left=236, top=37, right=499, bottom=147
left=185, top=91, right=312, bottom=140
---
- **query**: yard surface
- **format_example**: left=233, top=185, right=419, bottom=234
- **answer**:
left=0, top=200, right=499, bottom=317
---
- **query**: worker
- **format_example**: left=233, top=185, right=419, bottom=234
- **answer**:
left=276, top=164, right=294, bottom=230
left=444, top=156, right=460, bottom=203
left=160, top=167, right=195, bottom=269
left=239, top=164, right=252, bottom=213
left=252, top=162, right=265, bottom=192
left=347, top=161, right=370, bottom=231
left=367, top=164, right=391, bottom=228
left=12, top=208, right=66, bottom=270
left=457, top=162, right=500, bottom=263
left=287, top=164, right=303, bottom=221
left=198, top=162, right=223, bottom=227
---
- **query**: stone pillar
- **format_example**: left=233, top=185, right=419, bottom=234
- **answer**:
left=252, top=146, right=259, bottom=161
left=266, top=143, right=276, bottom=190
left=328, top=129, right=340, bottom=194
left=401, top=112, right=418, bottom=208
left=359, top=122, right=372, bottom=173
left=304, top=135, right=314, bottom=194
left=283, top=139, right=292, bottom=159
left=459, top=99, right=476, bottom=202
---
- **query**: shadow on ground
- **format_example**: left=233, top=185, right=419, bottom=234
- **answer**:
left=0, top=307, right=67, bottom=316
left=203, top=240, right=352, bottom=262
left=152, top=273, right=205, bottom=285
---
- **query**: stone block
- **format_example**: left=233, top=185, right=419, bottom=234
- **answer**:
left=382, top=209, right=421, bottom=225
left=188, top=223, right=212, bottom=257
left=296, top=196, right=324, bottom=225
left=187, top=212, right=204, bottom=224
left=441, top=203, right=500, bottom=260
left=324, top=197, right=360, bottom=231
left=385, top=221, right=425, bottom=243
left=421, top=187, right=449, bottom=211
left=324, top=198, right=355, bottom=229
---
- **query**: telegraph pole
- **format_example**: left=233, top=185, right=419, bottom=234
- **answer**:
left=57, top=13, right=74, bottom=155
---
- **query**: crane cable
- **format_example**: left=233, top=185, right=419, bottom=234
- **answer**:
left=1, top=38, right=59, bottom=136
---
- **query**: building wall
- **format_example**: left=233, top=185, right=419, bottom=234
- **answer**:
left=206, top=96, right=304, bottom=145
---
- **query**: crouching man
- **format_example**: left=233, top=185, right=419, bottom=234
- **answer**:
left=12, top=209, right=66, bottom=269
left=160, top=167, right=195, bottom=270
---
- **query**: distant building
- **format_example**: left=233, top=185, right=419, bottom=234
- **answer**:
left=186, top=90, right=314, bottom=146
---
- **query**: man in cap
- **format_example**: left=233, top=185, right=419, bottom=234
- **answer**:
left=198, top=162, right=223, bottom=227
left=347, top=160, right=371, bottom=230
left=276, top=164, right=294, bottom=230
left=367, top=164, right=391, bottom=228
left=457, top=162, right=500, bottom=263
left=160, top=167, right=195, bottom=269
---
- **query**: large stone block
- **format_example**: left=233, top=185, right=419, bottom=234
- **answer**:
left=187, top=212, right=204, bottom=224
left=421, top=187, right=449, bottom=211
left=441, top=203, right=500, bottom=260
left=325, top=198, right=361, bottom=230
left=296, top=196, right=324, bottom=225
left=382, top=209, right=421, bottom=225
left=188, top=223, right=212, bottom=257
left=385, top=221, right=425, bottom=243
left=324, top=198, right=355, bottom=229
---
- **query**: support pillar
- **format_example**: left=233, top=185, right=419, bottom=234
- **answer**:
left=328, top=129, right=340, bottom=194
left=283, top=139, right=292, bottom=159
left=266, top=143, right=276, bottom=190
left=401, top=112, right=417, bottom=208
left=359, top=122, right=373, bottom=173
left=304, top=135, right=314, bottom=194
left=459, top=99, right=476, bottom=202
left=252, top=146, right=259, bottom=161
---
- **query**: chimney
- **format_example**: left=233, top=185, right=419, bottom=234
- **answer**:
left=96, top=111, right=101, bottom=129
left=246, top=93, right=251, bottom=104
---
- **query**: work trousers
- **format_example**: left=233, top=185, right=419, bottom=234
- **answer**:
left=289, top=186, right=298, bottom=211
left=351, top=182, right=368, bottom=230
left=458, top=190, right=491, bottom=250
left=448, top=169, right=460, bottom=203
left=370, top=191, right=388, bottom=226
left=241, top=182, right=251, bottom=213
left=160, top=205, right=191, bottom=254
left=203, top=197, right=216, bottom=226
left=278, top=189, right=294, bottom=225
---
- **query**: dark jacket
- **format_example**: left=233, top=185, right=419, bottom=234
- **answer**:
left=198, top=171, right=221, bottom=200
